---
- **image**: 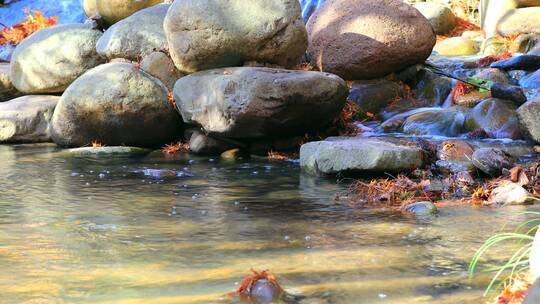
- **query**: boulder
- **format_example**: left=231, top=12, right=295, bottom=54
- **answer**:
left=464, top=98, right=522, bottom=139
left=488, top=181, right=531, bottom=205
left=434, top=37, right=478, bottom=56
left=173, top=67, right=348, bottom=138
left=0, top=95, right=59, bottom=143
left=10, top=24, right=104, bottom=94
left=471, top=147, right=513, bottom=176
left=140, top=51, right=184, bottom=90
left=164, top=0, right=308, bottom=73
left=306, top=0, right=435, bottom=80
left=84, top=0, right=163, bottom=25
left=51, top=62, right=183, bottom=147
left=414, top=2, right=456, bottom=34
left=0, top=63, right=21, bottom=101
left=348, top=79, right=404, bottom=113
left=96, top=4, right=169, bottom=61
left=517, top=96, right=540, bottom=142
left=300, top=137, right=425, bottom=175
left=402, top=108, right=466, bottom=137
left=496, top=7, right=540, bottom=37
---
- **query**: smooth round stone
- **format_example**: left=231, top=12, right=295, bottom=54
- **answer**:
left=402, top=201, right=438, bottom=216
left=65, top=146, right=152, bottom=157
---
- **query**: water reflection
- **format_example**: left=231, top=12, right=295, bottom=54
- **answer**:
left=0, top=144, right=535, bottom=303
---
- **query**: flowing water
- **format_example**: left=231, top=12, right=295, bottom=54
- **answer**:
left=0, top=144, right=538, bottom=304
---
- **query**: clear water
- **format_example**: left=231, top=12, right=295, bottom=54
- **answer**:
left=0, top=144, right=536, bottom=303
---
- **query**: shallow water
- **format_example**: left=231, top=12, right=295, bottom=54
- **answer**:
left=0, top=144, right=537, bottom=304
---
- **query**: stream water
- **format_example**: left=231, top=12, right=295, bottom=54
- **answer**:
left=1, top=144, right=538, bottom=304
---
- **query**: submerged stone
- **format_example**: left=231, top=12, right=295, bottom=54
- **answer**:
left=300, top=137, right=425, bottom=175
left=402, top=108, right=466, bottom=137
left=65, top=146, right=152, bottom=157
left=402, top=201, right=438, bottom=216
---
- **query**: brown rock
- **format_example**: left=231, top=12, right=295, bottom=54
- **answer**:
left=306, top=0, right=436, bottom=80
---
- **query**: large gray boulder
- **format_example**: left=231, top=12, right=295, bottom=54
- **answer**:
left=307, top=0, right=436, bottom=80
left=0, top=95, right=59, bottom=143
left=0, top=63, right=21, bottom=102
left=51, top=63, right=183, bottom=147
left=96, top=4, right=170, bottom=60
left=173, top=67, right=348, bottom=138
left=300, top=137, right=425, bottom=175
left=164, top=0, right=308, bottom=74
left=517, top=96, right=540, bottom=142
left=10, top=24, right=104, bottom=94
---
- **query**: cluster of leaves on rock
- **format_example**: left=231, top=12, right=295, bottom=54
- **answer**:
left=0, top=9, right=58, bottom=46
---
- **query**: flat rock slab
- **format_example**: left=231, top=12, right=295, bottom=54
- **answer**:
left=65, top=146, right=151, bottom=157
left=300, top=137, right=425, bottom=175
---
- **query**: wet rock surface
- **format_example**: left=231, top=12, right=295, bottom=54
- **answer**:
left=464, top=98, right=522, bottom=139
left=300, top=137, right=425, bottom=175
left=402, top=108, right=466, bottom=137
left=517, top=96, right=540, bottom=143
left=65, top=146, right=152, bottom=157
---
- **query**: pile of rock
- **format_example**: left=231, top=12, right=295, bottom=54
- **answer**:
left=1, top=0, right=351, bottom=155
